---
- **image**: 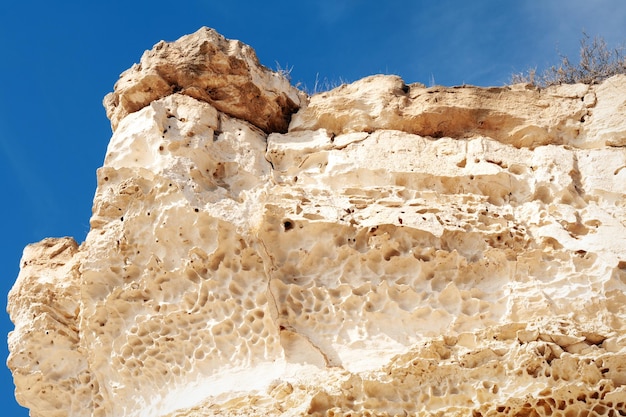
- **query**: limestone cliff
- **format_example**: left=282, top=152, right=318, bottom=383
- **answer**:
left=7, top=27, right=626, bottom=417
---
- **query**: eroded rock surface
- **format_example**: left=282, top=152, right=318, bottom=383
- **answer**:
left=290, top=74, right=626, bottom=148
left=103, top=27, right=304, bottom=134
left=8, top=28, right=626, bottom=417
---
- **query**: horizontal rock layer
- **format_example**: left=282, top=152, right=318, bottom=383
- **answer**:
left=8, top=28, right=626, bottom=417
left=290, top=74, right=626, bottom=148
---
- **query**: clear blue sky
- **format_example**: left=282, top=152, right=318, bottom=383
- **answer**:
left=1, top=1, right=625, bottom=415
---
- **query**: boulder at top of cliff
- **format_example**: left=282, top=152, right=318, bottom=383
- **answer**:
left=104, top=27, right=305, bottom=134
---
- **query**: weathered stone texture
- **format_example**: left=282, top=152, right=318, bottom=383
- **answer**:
left=8, top=28, right=626, bottom=417
left=290, top=73, right=626, bottom=149
left=103, top=27, right=305, bottom=134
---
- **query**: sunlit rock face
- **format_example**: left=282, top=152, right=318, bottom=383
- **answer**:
left=103, top=27, right=304, bottom=134
left=8, top=27, right=626, bottom=417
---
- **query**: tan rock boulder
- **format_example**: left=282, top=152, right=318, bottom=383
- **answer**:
left=103, top=27, right=305, bottom=134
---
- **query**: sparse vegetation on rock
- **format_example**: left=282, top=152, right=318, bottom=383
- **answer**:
left=512, top=32, right=626, bottom=87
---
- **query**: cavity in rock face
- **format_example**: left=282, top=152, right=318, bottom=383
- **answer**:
left=8, top=27, right=626, bottom=417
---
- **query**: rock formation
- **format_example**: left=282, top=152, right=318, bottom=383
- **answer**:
left=8, top=27, right=626, bottom=417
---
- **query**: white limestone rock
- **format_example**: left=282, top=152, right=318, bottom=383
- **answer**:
left=8, top=28, right=626, bottom=417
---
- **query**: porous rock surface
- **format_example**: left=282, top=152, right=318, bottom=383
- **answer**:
left=8, top=27, right=626, bottom=417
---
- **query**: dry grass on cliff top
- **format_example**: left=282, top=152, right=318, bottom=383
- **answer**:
left=512, top=33, right=626, bottom=87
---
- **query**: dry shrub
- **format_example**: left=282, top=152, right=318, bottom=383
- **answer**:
left=512, top=32, right=626, bottom=87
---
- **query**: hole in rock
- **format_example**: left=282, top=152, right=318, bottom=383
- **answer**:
left=283, top=220, right=294, bottom=231
left=509, top=164, right=526, bottom=175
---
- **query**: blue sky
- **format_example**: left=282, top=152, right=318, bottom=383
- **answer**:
left=1, top=0, right=625, bottom=415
